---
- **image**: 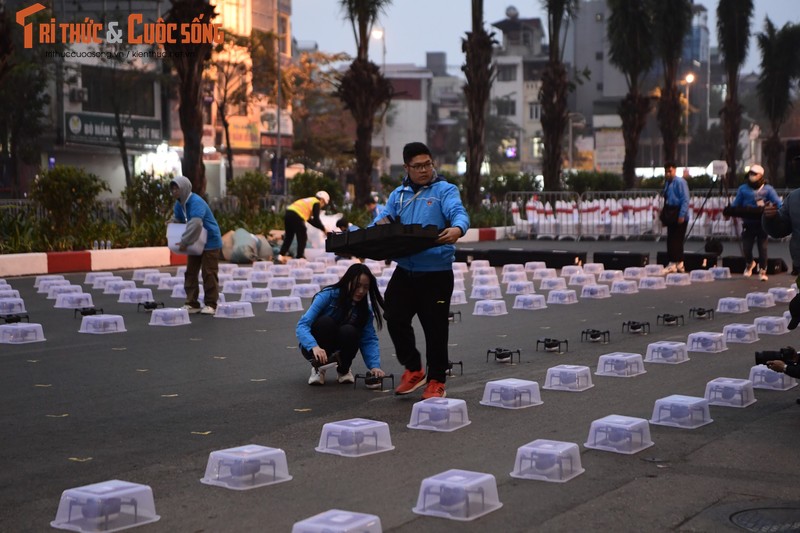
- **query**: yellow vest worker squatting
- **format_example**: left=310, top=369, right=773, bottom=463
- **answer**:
left=278, top=191, right=330, bottom=263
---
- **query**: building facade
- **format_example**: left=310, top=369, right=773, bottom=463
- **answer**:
left=5, top=0, right=291, bottom=200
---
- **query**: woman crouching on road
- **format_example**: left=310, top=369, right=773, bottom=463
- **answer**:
left=297, top=263, right=386, bottom=387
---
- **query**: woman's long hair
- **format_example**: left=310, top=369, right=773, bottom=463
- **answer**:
left=328, top=263, right=385, bottom=330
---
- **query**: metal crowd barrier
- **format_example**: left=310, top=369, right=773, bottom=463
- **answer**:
left=504, top=189, right=793, bottom=241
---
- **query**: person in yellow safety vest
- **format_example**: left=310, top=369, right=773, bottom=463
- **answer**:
left=278, top=191, right=330, bottom=263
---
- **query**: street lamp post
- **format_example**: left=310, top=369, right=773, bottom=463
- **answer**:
left=276, top=36, right=283, bottom=195
left=684, top=73, right=694, bottom=167
left=371, top=27, right=387, bottom=178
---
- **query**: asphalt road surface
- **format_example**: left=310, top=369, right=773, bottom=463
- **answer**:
left=3, top=239, right=800, bottom=532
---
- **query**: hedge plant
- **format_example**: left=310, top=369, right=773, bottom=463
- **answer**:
left=30, top=165, right=110, bottom=251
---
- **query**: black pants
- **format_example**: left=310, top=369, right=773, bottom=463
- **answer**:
left=384, top=267, right=454, bottom=383
left=299, top=315, right=359, bottom=374
left=666, top=220, right=687, bottom=262
left=741, top=223, right=768, bottom=270
left=280, top=211, right=308, bottom=259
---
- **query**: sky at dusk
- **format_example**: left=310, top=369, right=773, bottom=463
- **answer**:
left=292, top=0, right=796, bottom=75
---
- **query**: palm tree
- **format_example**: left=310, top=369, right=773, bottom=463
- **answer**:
left=607, top=0, right=655, bottom=189
left=335, top=0, right=394, bottom=207
left=461, top=0, right=496, bottom=208
left=756, top=19, right=800, bottom=183
left=717, top=0, right=753, bottom=187
left=651, top=0, right=692, bottom=165
left=539, top=0, right=578, bottom=191
left=163, top=0, right=217, bottom=195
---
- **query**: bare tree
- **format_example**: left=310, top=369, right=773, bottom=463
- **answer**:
left=209, top=34, right=251, bottom=185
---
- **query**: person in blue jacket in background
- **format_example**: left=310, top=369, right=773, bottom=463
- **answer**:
left=662, top=162, right=690, bottom=274
left=380, top=141, right=470, bottom=399
left=170, top=176, right=223, bottom=315
left=726, top=164, right=782, bottom=281
left=297, top=263, right=386, bottom=387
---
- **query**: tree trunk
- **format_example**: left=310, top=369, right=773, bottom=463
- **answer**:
left=540, top=60, right=568, bottom=191
left=461, top=1, right=494, bottom=209
left=354, top=121, right=374, bottom=207
left=464, top=105, right=486, bottom=209
left=335, top=58, right=393, bottom=208
left=657, top=80, right=681, bottom=164
left=222, top=116, right=234, bottom=185
left=763, top=132, right=783, bottom=183
left=178, top=68, right=206, bottom=195
left=720, top=98, right=740, bottom=187
left=619, top=93, right=650, bottom=189
left=163, top=0, right=216, bottom=196
left=113, top=110, right=132, bottom=190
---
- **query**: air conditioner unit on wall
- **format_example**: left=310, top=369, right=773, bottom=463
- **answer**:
left=69, top=87, right=88, bottom=103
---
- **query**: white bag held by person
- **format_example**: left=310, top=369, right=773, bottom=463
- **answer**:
left=167, top=223, right=207, bottom=255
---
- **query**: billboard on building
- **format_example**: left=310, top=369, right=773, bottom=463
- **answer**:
left=65, top=113, right=162, bottom=148
left=594, top=129, right=624, bottom=174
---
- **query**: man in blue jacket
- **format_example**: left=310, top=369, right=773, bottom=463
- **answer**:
left=381, top=142, right=470, bottom=399
left=662, top=162, right=690, bottom=273
left=170, top=176, right=223, bottom=315
left=727, top=164, right=782, bottom=281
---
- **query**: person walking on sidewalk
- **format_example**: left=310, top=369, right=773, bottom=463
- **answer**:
left=278, top=191, right=330, bottom=263
left=726, top=164, right=781, bottom=281
left=297, top=264, right=386, bottom=387
left=381, top=142, right=470, bottom=399
left=169, top=176, right=223, bottom=315
left=662, top=162, right=690, bottom=273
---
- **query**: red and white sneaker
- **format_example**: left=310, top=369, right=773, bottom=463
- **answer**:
left=394, top=369, right=426, bottom=395
left=422, top=380, right=447, bottom=399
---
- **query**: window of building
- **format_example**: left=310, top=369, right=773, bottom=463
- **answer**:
left=597, top=82, right=603, bottom=91
left=82, top=65, right=155, bottom=117
left=278, top=14, right=290, bottom=55
left=595, top=51, right=603, bottom=61
left=528, top=102, right=541, bottom=121
left=532, top=136, right=544, bottom=159
left=497, top=64, right=517, bottom=82
left=496, top=99, right=516, bottom=117
left=522, top=30, right=532, bottom=47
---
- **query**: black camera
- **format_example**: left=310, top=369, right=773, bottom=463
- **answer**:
left=755, top=346, right=798, bottom=366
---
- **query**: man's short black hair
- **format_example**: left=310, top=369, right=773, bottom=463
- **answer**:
left=403, top=142, right=432, bottom=164
left=665, top=161, right=677, bottom=169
